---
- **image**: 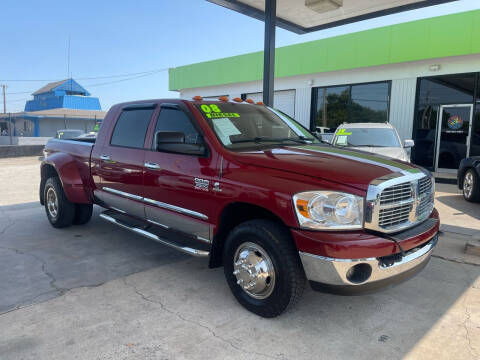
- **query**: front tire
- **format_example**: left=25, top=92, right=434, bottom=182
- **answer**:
left=74, top=204, right=93, bottom=225
left=223, top=220, right=305, bottom=318
left=44, top=177, right=75, bottom=228
left=463, top=169, right=480, bottom=202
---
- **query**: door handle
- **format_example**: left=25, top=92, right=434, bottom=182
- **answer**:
left=100, top=154, right=111, bottom=161
left=145, top=162, right=161, bottom=170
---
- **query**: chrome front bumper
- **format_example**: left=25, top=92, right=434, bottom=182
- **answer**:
left=299, top=234, right=438, bottom=294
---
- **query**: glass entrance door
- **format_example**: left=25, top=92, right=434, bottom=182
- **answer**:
left=435, top=104, right=473, bottom=172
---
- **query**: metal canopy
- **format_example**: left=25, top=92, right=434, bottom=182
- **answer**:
left=208, top=0, right=458, bottom=34
left=207, top=0, right=458, bottom=106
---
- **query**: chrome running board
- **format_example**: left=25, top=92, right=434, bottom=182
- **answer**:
left=99, top=212, right=209, bottom=257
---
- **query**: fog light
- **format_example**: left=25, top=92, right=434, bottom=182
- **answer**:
left=346, top=263, right=372, bottom=284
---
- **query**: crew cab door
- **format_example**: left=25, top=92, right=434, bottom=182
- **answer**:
left=97, top=104, right=156, bottom=218
left=143, top=104, right=215, bottom=242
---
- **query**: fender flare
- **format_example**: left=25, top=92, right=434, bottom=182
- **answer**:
left=40, top=152, right=93, bottom=205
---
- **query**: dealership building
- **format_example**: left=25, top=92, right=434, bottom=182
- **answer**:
left=169, top=9, right=480, bottom=173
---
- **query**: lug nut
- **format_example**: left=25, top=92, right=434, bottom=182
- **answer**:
left=237, top=279, right=243, bottom=285
left=233, top=270, right=240, bottom=275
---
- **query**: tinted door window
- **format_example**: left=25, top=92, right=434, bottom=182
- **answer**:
left=471, top=108, right=480, bottom=157
left=153, top=108, right=200, bottom=145
left=110, top=108, right=154, bottom=148
left=437, top=106, right=471, bottom=169
left=411, top=105, right=439, bottom=168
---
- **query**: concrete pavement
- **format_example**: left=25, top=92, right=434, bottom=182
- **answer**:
left=0, top=157, right=479, bottom=359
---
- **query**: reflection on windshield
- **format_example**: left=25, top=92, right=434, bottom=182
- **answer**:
left=334, top=128, right=400, bottom=147
left=195, top=103, right=319, bottom=149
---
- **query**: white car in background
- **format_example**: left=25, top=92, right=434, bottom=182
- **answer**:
left=332, top=123, right=414, bottom=162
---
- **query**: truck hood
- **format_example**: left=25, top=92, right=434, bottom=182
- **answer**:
left=234, top=144, right=420, bottom=191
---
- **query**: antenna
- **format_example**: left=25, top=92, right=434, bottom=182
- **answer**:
left=67, top=35, right=71, bottom=79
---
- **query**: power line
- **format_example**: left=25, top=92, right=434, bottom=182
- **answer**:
left=0, top=68, right=168, bottom=82
left=5, top=91, right=32, bottom=95
left=3, top=68, right=167, bottom=96
left=85, top=70, right=165, bottom=87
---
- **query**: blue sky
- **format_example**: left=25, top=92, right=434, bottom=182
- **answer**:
left=3, top=0, right=479, bottom=112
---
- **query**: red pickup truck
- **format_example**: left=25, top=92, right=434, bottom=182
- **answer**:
left=40, top=98, right=439, bottom=317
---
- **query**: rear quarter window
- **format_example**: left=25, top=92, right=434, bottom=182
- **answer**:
left=110, top=108, right=154, bottom=148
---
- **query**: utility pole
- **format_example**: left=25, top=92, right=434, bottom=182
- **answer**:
left=2, top=85, right=6, bottom=113
left=263, top=0, right=276, bottom=107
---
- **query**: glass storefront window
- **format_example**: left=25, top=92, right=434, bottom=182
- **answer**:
left=418, top=74, right=474, bottom=105
left=312, top=82, right=390, bottom=132
left=412, top=72, right=477, bottom=170
left=313, top=86, right=349, bottom=131
left=350, top=82, right=389, bottom=123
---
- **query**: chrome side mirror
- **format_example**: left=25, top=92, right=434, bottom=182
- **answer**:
left=404, top=139, right=415, bottom=148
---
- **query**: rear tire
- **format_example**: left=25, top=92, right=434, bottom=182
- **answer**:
left=223, top=220, right=305, bottom=318
left=463, top=169, right=480, bottom=202
left=74, top=204, right=93, bottom=225
left=44, top=177, right=75, bottom=228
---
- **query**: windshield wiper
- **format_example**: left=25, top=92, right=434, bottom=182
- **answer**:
left=230, top=137, right=278, bottom=144
left=230, top=136, right=313, bottom=144
left=354, top=144, right=390, bottom=147
left=277, top=137, right=314, bottom=144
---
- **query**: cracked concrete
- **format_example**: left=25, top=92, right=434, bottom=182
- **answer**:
left=0, top=156, right=479, bottom=359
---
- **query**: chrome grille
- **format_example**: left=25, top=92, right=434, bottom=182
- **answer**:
left=379, top=182, right=412, bottom=205
left=379, top=203, right=412, bottom=227
left=365, top=173, right=435, bottom=233
left=418, top=177, right=432, bottom=196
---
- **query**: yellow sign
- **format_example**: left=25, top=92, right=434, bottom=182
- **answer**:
left=337, top=128, right=352, bottom=135
left=205, top=112, right=240, bottom=118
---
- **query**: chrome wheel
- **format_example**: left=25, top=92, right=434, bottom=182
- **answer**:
left=46, top=187, right=58, bottom=219
left=233, top=242, right=275, bottom=299
left=464, top=171, right=474, bottom=199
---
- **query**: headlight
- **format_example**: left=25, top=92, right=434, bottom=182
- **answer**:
left=293, top=191, right=364, bottom=230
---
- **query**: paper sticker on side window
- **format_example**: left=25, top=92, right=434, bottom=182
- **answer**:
left=336, top=135, right=348, bottom=146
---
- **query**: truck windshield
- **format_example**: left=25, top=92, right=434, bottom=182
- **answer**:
left=195, top=103, right=318, bottom=149
left=333, top=128, right=401, bottom=147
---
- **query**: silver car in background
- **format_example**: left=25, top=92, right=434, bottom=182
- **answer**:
left=332, top=123, right=414, bottom=162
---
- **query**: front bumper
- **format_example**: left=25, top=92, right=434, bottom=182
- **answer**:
left=296, top=215, right=439, bottom=295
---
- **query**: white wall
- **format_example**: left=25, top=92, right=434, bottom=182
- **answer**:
left=389, top=78, right=418, bottom=141
left=179, top=54, right=480, bottom=137
left=38, top=118, right=96, bottom=137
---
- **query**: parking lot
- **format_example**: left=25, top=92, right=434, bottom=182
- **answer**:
left=0, top=156, right=479, bottom=360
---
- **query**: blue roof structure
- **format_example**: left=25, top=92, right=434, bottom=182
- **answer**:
left=25, top=78, right=101, bottom=112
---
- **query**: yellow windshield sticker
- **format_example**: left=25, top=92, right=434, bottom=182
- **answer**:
left=205, top=112, right=240, bottom=118
left=337, top=128, right=352, bottom=135
left=200, top=104, right=240, bottom=118
left=201, top=104, right=221, bottom=113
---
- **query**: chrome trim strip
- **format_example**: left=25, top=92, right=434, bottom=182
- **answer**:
left=110, top=206, right=126, bottom=214
left=147, top=219, right=169, bottom=229
left=103, top=187, right=143, bottom=201
left=299, top=234, right=437, bottom=286
left=100, top=213, right=209, bottom=257
left=102, top=188, right=208, bottom=221
left=143, top=197, right=208, bottom=220
left=196, top=235, right=212, bottom=244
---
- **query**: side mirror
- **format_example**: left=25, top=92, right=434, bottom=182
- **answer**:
left=403, top=139, right=415, bottom=148
left=155, top=131, right=206, bottom=156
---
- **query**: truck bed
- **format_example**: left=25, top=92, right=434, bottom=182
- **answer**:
left=44, top=138, right=95, bottom=162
